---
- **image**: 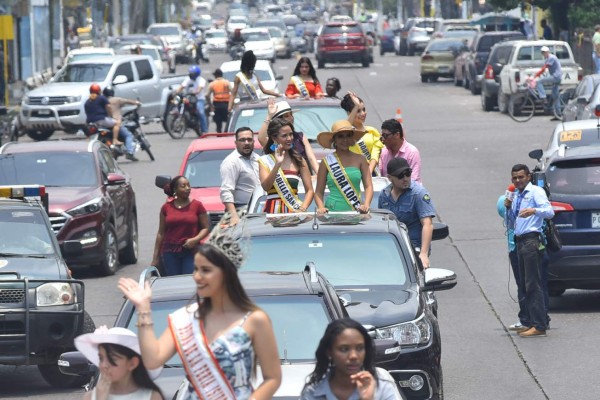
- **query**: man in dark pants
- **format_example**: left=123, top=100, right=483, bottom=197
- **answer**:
left=505, top=164, right=554, bottom=338
left=206, top=68, right=231, bottom=133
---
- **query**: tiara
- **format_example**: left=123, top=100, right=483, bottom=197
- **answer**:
left=206, top=212, right=248, bottom=269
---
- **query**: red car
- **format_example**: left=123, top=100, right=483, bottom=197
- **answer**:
left=315, top=21, right=373, bottom=68
left=155, top=132, right=262, bottom=227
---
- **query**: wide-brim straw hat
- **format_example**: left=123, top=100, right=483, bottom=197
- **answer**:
left=317, top=120, right=365, bottom=149
left=75, top=326, right=162, bottom=379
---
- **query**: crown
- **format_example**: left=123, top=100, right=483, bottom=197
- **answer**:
left=206, top=212, right=247, bottom=269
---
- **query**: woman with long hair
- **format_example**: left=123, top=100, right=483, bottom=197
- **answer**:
left=285, top=57, right=324, bottom=99
left=118, top=220, right=282, bottom=400
left=341, top=92, right=384, bottom=176
left=259, top=118, right=314, bottom=213
left=228, top=50, right=282, bottom=112
left=301, top=319, right=402, bottom=400
left=75, top=327, right=164, bottom=400
left=315, top=120, right=372, bottom=213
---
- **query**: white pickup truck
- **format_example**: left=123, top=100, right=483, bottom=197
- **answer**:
left=19, top=55, right=185, bottom=141
left=499, top=40, right=582, bottom=101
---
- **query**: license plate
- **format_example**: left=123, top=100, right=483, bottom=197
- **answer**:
left=438, top=66, right=449, bottom=73
left=37, top=110, right=51, bottom=115
left=592, top=212, right=600, bottom=228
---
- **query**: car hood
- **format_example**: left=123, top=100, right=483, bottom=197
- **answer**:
left=340, top=287, right=421, bottom=328
left=190, top=187, right=223, bottom=213
left=258, top=363, right=315, bottom=397
left=245, top=41, right=273, bottom=51
left=46, top=187, right=101, bottom=214
left=0, top=256, right=65, bottom=279
left=27, top=82, right=92, bottom=97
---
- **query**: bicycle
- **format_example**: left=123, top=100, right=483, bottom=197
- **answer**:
left=508, top=77, right=566, bottom=122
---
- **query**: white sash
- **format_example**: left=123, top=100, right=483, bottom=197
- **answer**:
left=291, top=75, right=310, bottom=98
left=236, top=72, right=259, bottom=101
left=324, top=153, right=362, bottom=210
left=258, top=154, right=303, bottom=211
left=169, top=304, right=236, bottom=400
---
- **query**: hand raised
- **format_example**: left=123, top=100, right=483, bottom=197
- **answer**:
left=118, top=277, right=152, bottom=310
left=267, top=97, right=277, bottom=117
left=274, top=145, right=285, bottom=164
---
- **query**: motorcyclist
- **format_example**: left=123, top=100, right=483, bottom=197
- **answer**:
left=102, top=87, right=140, bottom=158
left=175, top=65, right=208, bottom=134
left=228, top=28, right=245, bottom=59
left=84, top=83, right=138, bottom=161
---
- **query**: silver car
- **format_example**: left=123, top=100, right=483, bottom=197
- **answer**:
left=267, top=27, right=292, bottom=58
left=562, top=74, right=600, bottom=122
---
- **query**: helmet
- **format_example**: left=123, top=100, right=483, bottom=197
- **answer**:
left=89, top=83, right=101, bottom=94
left=102, top=87, right=114, bottom=97
left=188, top=65, right=201, bottom=79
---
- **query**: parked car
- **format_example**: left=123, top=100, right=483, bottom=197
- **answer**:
left=154, top=133, right=262, bottom=227
left=241, top=28, right=276, bottom=63
left=407, top=27, right=433, bottom=56
left=65, top=47, right=115, bottom=64
left=147, top=23, right=187, bottom=62
left=461, top=31, right=525, bottom=95
left=397, top=18, right=442, bottom=56
left=220, top=59, right=283, bottom=100
left=315, top=21, right=373, bottom=68
left=432, top=19, right=478, bottom=38
left=267, top=27, right=292, bottom=58
left=420, top=38, right=469, bottom=83
left=234, top=211, right=456, bottom=399
left=204, top=28, right=228, bottom=52
left=0, top=184, right=94, bottom=388
left=19, top=55, right=183, bottom=140
left=379, top=28, right=398, bottom=56
left=0, top=140, right=138, bottom=276
left=562, top=74, right=600, bottom=121
left=480, top=40, right=521, bottom=112
left=529, top=145, right=600, bottom=296
left=300, top=4, right=319, bottom=21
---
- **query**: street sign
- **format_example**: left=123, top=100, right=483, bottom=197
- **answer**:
left=0, top=16, right=14, bottom=40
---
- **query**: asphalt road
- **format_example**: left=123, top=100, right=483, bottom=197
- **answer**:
left=2, top=47, right=599, bottom=399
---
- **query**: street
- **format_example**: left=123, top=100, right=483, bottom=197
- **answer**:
left=1, top=49, right=599, bottom=399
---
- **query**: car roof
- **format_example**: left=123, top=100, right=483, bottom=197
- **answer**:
left=182, top=133, right=262, bottom=153
left=149, top=271, right=320, bottom=301
left=0, top=140, right=97, bottom=154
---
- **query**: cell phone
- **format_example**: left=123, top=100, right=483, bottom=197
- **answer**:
left=270, top=143, right=278, bottom=152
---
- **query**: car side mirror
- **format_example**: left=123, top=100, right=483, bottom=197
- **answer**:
left=576, top=95, right=588, bottom=105
left=58, top=351, right=98, bottom=378
left=61, top=240, right=83, bottom=257
left=106, top=172, right=126, bottom=185
left=432, top=222, right=449, bottom=241
left=423, top=268, right=457, bottom=291
left=528, top=148, right=543, bottom=161
left=373, top=339, right=401, bottom=363
left=155, top=174, right=172, bottom=191
left=112, top=75, right=128, bottom=85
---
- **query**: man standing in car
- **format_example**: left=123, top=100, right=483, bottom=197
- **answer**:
left=505, top=164, right=554, bottom=338
left=220, top=127, right=260, bottom=226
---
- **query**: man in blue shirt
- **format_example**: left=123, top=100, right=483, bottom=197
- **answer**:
left=534, top=46, right=562, bottom=118
left=505, top=164, right=554, bottom=338
left=378, top=157, right=436, bottom=269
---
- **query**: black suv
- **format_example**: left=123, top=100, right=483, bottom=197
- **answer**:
left=480, top=40, right=523, bottom=112
left=0, top=185, right=95, bottom=388
left=233, top=211, right=457, bottom=400
left=0, top=140, right=138, bottom=276
left=464, top=31, right=524, bottom=96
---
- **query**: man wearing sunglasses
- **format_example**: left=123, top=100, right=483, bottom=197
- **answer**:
left=378, top=119, right=422, bottom=183
left=378, top=157, right=435, bottom=269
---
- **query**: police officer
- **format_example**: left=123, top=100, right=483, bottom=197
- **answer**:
left=378, top=157, right=435, bottom=269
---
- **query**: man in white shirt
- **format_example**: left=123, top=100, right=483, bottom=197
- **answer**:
left=177, top=65, right=208, bottom=134
left=220, top=127, right=260, bottom=226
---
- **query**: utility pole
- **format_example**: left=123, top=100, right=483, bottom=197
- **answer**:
left=113, top=0, right=121, bottom=36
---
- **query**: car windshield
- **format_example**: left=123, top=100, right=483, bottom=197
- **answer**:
left=184, top=150, right=230, bottom=188
left=0, top=152, right=98, bottom=187
left=268, top=28, right=282, bottom=38
left=243, top=32, right=270, bottom=41
left=232, top=105, right=347, bottom=141
left=244, top=233, right=408, bottom=287
left=0, top=209, right=55, bottom=256
left=427, top=40, right=464, bottom=52
left=555, top=128, right=600, bottom=148
left=223, top=68, right=271, bottom=82
left=148, top=26, right=179, bottom=36
left=129, top=294, right=329, bottom=363
left=206, top=31, right=226, bottom=39
left=53, top=64, right=111, bottom=83
left=547, top=159, right=600, bottom=195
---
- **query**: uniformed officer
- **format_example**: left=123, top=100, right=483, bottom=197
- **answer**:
left=378, top=157, right=436, bottom=268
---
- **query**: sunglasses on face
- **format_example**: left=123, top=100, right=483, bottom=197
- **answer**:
left=394, top=169, right=412, bottom=179
left=381, top=132, right=396, bottom=140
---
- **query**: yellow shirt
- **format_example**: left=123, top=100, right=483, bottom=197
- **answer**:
left=350, top=126, right=384, bottom=162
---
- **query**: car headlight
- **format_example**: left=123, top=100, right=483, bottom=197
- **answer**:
left=67, top=197, right=102, bottom=217
left=36, top=283, right=76, bottom=306
left=22, top=96, right=30, bottom=105
left=376, top=314, right=431, bottom=346
left=66, top=95, right=81, bottom=103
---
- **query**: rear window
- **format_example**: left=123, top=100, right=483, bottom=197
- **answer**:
left=517, top=44, right=571, bottom=61
left=148, top=26, right=179, bottom=36
left=547, top=159, right=600, bottom=195
left=427, top=39, right=464, bottom=52
left=415, top=20, right=441, bottom=30
left=489, top=45, right=513, bottom=65
left=322, top=25, right=362, bottom=35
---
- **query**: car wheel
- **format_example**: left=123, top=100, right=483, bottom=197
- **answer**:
left=119, top=213, right=138, bottom=265
left=548, top=282, right=566, bottom=297
left=421, top=75, right=428, bottom=83
left=317, top=58, right=325, bottom=69
left=497, top=87, right=509, bottom=114
left=481, top=91, right=496, bottom=112
left=430, top=75, right=438, bottom=82
left=98, top=223, right=119, bottom=276
left=362, top=58, right=370, bottom=68
left=470, top=78, right=481, bottom=95
left=26, top=130, right=54, bottom=141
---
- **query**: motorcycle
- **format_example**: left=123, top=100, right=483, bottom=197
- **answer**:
left=164, top=88, right=202, bottom=139
left=230, top=43, right=245, bottom=61
left=88, top=107, right=155, bottom=161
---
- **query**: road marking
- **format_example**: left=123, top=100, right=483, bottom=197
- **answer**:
left=369, top=71, right=377, bottom=76
left=405, top=62, right=414, bottom=66
left=389, top=62, right=398, bottom=67
left=373, top=63, right=383, bottom=67
left=279, top=66, right=288, bottom=70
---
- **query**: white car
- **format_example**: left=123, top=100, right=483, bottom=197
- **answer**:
left=116, top=44, right=166, bottom=75
left=204, top=28, right=228, bottom=52
left=241, top=28, right=276, bottom=63
left=226, top=15, right=249, bottom=34
left=219, top=59, right=282, bottom=101
left=147, top=23, right=186, bottom=60
left=65, top=47, right=115, bottom=64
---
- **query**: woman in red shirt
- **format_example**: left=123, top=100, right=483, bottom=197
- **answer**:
left=152, top=176, right=210, bottom=276
left=285, top=57, right=324, bottom=99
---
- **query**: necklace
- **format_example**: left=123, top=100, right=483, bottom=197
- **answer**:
left=174, top=200, right=190, bottom=209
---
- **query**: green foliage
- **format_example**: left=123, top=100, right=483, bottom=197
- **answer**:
left=569, top=0, right=600, bottom=29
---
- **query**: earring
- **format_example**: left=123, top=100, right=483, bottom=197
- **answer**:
left=328, top=357, right=334, bottom=370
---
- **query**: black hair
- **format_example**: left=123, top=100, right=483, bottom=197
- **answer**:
left=293, top=57, right=319, bottom=83
left=511, top=164, right=531, bottom=175
left=163, top=175, right=186, bottom=197
left=240, top=50, right=256, bottom=74
left=304, top=319, right=377, bottom=388
left=235, top=126, right=253, bottom=140
left=99, top=343, right=164, bottom=399
left=213, top=68, right=223, bottom=78
left=263, top=117, right=304, bottom=169
left=340, top=93, right=363, bottom=113
left=326, top=77, right=341, bottom=92
left=381, top=119, right=404, bottom=139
